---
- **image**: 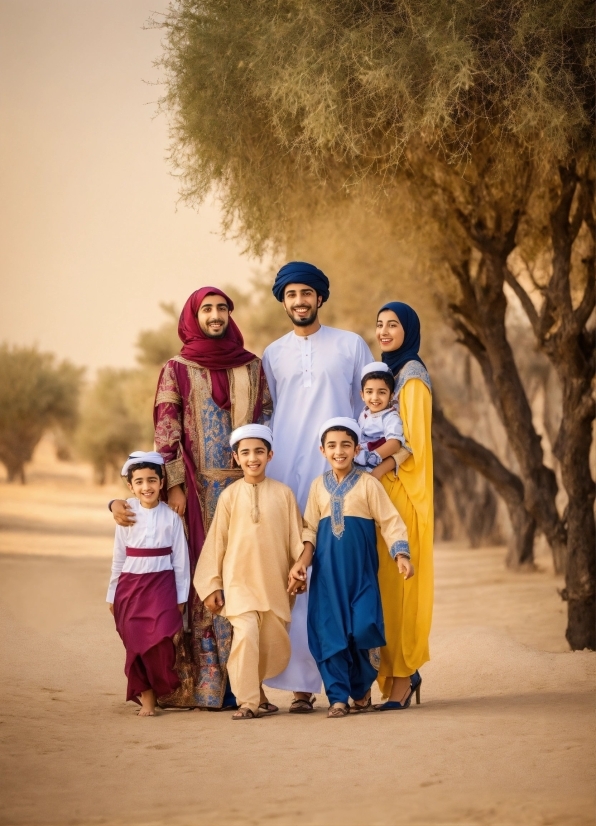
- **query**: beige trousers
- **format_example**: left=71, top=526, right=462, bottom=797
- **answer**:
left=226, top=611, right=291, bottom=713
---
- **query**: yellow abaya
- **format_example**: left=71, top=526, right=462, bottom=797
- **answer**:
left=376, top=371, right=433, bottom=693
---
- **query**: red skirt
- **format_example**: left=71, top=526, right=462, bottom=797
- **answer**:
left=114, top=570, right=182, bottom=702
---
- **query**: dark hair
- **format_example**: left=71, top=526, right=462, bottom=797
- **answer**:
left=361, top=370, right=395, bottom=393
left=320, top=426, right=359, bottom=448
left=232, top=438, right=272, bottom=453
left=127, top=462, right=164, bottom=482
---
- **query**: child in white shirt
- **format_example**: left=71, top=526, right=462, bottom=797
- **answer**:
left=354, top=362, right=404, bottom=471
left=107, top=451, right=190, bottom=717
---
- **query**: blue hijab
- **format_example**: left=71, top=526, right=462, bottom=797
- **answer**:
left=272, top=261, right=330, bottom=303
left=378, top=301, right=426, bottom=377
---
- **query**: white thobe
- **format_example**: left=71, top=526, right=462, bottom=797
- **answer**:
left=106, top=499, right=190, bottom=604
left=262, top=325, right=373, bottom=693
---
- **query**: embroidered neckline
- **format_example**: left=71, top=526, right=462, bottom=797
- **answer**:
left=394, top=360, right=432, bottom=397
left=323, top=466, right=365, bottom=539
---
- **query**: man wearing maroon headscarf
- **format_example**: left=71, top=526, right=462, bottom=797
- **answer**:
left=111, top=288, right=272, bottom=709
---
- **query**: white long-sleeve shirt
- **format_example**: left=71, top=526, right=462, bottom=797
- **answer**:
left=354, top=406, right=404, bottom=469
left=262, top=326, right=373, bottom=511
left=106, top=498, right=190, bottom=604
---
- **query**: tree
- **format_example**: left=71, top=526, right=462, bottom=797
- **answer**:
left=157, top=0, right=595, bottom=649
left=76, top=369, right=146, bottom=484
left=0, top=344, right=83, bottom=483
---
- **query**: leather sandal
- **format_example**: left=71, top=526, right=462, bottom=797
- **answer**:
left=349, top=696, right=374, bottom=714
left=327, top=703, right=349, bottom=718
left=232, top=707, right=258, bottom=720
left=289, top=694, right=316, bottom=714
left=258, top=702, right=279, bottom=716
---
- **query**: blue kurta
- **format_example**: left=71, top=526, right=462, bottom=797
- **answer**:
left=303, top=467, right=409, bottom=663
left=307, top=515, right=386, bottom=663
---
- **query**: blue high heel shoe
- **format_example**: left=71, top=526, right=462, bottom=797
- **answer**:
left=375, top=671, right=422, bottom=711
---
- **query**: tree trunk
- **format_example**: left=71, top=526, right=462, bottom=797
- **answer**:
left=448, top=246, right=567, bottom=571
left=503, top=163, right=596, bottom=648
left=547, top=167, right=595, bottom=648
left=433, top=400, right=536, bottom=567
left=2, top=456, right=26, bottom=484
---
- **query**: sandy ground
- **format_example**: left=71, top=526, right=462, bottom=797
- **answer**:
left=0, top=456, right=594, bottom=826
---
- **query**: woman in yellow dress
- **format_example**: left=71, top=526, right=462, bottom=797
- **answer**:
left=371, top=301, right=433, bottom=710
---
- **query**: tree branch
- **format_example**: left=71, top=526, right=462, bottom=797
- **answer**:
left=432, top=399, right=525, bottom=508
left=503, top=265, right=540, bottom=332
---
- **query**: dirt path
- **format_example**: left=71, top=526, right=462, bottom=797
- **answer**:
left=0, top=478, right=594, bottom=826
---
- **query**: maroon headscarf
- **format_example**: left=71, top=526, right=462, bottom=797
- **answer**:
left=178, top=287, right=256, bottom=409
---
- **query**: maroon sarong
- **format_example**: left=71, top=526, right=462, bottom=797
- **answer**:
left=113, top=552, right=182, bottom=702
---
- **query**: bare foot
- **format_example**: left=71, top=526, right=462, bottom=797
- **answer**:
left=137, top=688, right=157, bottom=717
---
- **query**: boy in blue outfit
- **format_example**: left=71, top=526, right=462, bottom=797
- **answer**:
left=289, top=417, right=413, bottom=718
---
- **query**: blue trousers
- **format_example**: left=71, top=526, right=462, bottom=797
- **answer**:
left=318, top=639, right=377, bottom=705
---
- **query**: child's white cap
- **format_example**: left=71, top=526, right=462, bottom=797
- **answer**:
left=230, top=424, right=274, bottom=449
left=319, top=417, right=362, bottom=444
left=361, top=361, right=390, bottom=380
left=121, top=450, right=164, bottom=477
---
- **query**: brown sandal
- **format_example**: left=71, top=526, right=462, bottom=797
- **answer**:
left=350, top=696, right=374, bottom=714
left=289, top=694, right=316, bottom=714
left=258, top=702, right=279, bottom=716
left=232, top=707, right=258, bottom=720
left=327, top=703, right=349, bottom=718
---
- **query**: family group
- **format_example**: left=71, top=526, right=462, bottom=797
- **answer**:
left=106, top=261, right=433, bottom=720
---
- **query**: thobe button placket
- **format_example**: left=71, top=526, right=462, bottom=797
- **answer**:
left=301, top=337, right=312, bottom=389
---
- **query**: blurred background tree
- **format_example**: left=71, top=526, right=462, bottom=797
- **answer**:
left=0, top=344, right=84, bottom=483
left=75, top=304, right=181, bottom=483
left=156, top=0, right=595, bottom=648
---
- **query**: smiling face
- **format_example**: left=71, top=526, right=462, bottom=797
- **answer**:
left=282, top=283, right=322, bottom=327
left=320, top=429, right=360, bottom=478
left=376, top=310, right=405, bottom=352
left=127, top=466, right=164, bottom=508
left=361, top=378, right=393, bottom=413
left=197, top=294, right=230, bottom=338
left=233, top=438, right=273, bottom=483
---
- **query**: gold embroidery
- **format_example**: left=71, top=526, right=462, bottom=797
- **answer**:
left=165, top=457, right=185, bottom=489
left=155, top=389, right=182, bottom=406
left=229, top=365, right=251, bottom=429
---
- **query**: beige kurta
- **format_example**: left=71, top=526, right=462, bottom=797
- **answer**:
left=194, top=477, right=304, bottom=622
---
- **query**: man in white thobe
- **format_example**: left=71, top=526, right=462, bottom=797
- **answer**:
left=262, top=261, right=373, bottom=709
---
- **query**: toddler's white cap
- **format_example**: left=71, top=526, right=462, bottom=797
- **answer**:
left=121, top=450, right=164, bottom=477
left=319, top=416, right=362, bottom=444
left=230, top=424, right=274, bottom=449
left=361, top=361, right=391, bottom=380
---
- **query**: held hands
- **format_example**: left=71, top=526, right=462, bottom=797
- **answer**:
left=397, top=555, right=415, bottom=580
left=287, top=561, right=307, bottom=595
left=178, top=603, right=186, bottom=614
left=204, top=590, right=224, bottom=614
left=108, top=603, right=114, bottom=615
left=168, top=485, right=187, bottom=517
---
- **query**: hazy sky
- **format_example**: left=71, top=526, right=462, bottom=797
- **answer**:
left=0, top=0, right=258, bottom=370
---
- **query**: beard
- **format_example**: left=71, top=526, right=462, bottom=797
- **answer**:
left=199, top=321, right=228, bottom=338
left=285, top=305, right=319, bottom=327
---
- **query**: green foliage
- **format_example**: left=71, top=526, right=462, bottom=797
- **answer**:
left=157, top=0, right=594, bottom=253
left=76, top=368, right=151, bottom=484
left=135, top=303, right=181, bottom=368
left=76, top=305, right=182, bottom=483
left=0, top=344, right=84, bottom=483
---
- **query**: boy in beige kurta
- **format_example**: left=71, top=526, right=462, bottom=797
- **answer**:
left=195, top=424, right=304, bottom=719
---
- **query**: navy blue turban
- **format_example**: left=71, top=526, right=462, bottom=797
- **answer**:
left=272, top=261, right=330, bottom=303
left=378, top=301, right=426, bottom=376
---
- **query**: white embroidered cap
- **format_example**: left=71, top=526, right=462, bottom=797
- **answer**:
left=121, top=450, right=165, bottom=477
left=319, top=417, right=362, bottom=444
left=361, top=361, right=391, bottom=380
left=229, top=424, right=274, bottom=449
